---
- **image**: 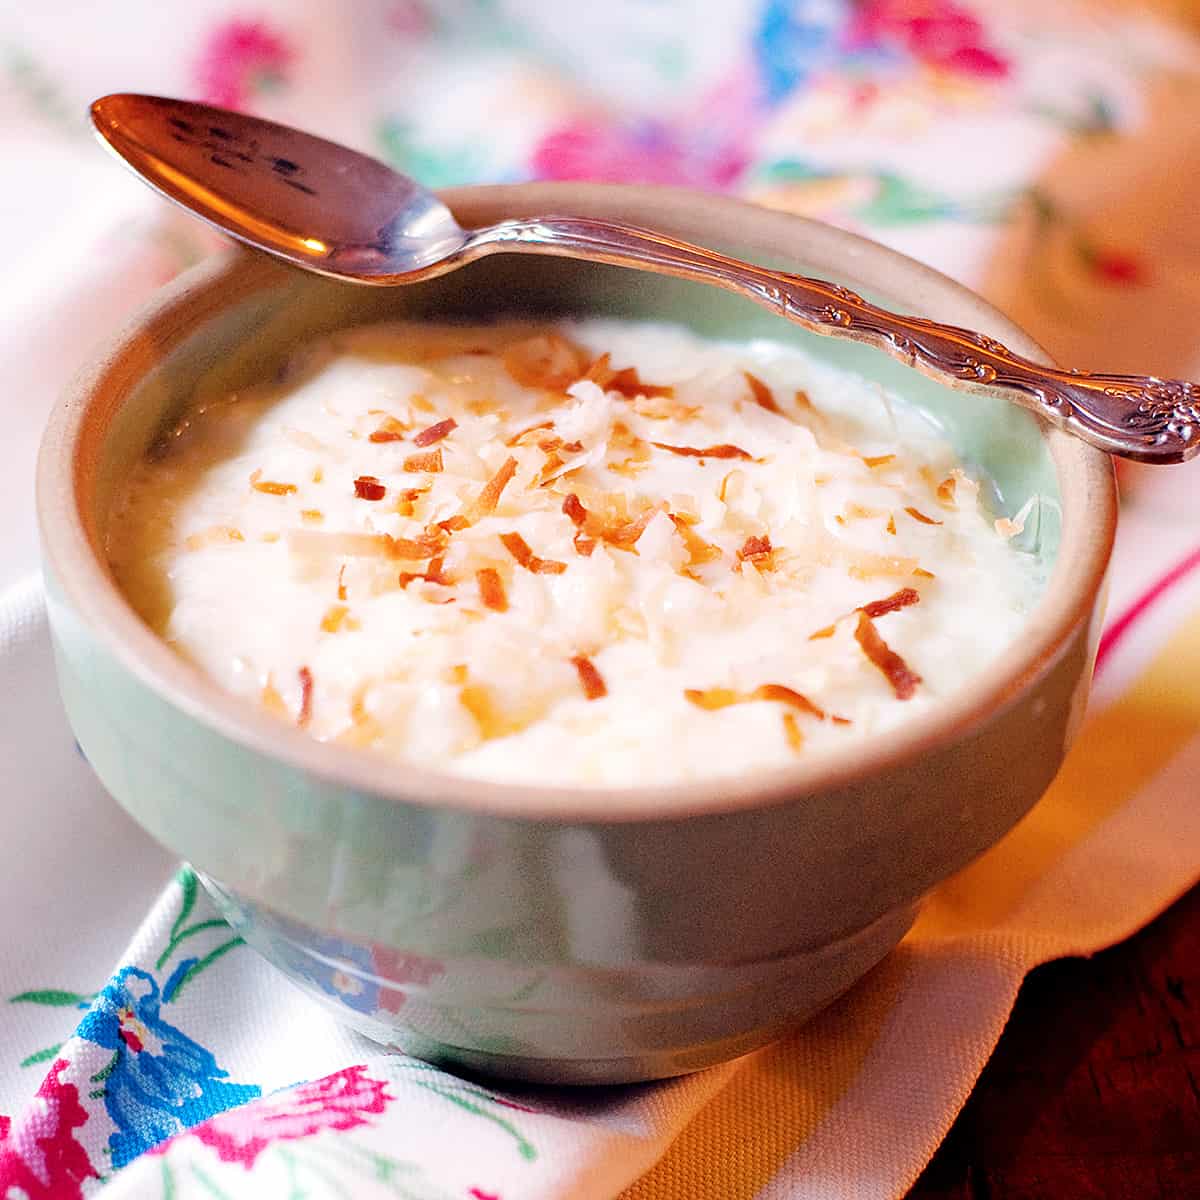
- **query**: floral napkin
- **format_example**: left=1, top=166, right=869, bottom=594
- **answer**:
left=2, top=2, right=1200, bottom=1197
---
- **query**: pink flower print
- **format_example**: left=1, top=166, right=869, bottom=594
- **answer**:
left=0, top=1060, right=96, bottom=1199
left=531, top=118, right=747, bottom=191
left=389, top=1, right=434, bottom=37
left=469, top=1190, right=501, bottom=1200
left=1084, top=247, right=1146, bottom=286
left=169, top=1065, right=390, bottom=1168
left=194, top=18, right=296, bottom=110
left=846, top=0, right=1010, bottom=79
left=373, top=944, right=446, bottom=1014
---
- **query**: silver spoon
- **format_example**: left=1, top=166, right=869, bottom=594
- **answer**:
left=91, top=92, right=1197, bottom=465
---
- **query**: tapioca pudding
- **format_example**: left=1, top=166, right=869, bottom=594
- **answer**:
left=108, top=318, right=1042, bottom=786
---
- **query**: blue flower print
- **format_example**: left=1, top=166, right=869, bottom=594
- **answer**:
left=77, top=967, right=260, bottom=1168
left=257, top=910, right=382, bottom=1016
left=753, top=0, right=845, bottom=105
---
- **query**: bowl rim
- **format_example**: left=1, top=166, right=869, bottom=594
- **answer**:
left=38, top=182, right=1117, bottom=823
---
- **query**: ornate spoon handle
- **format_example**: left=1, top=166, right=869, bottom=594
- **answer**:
left=466, top=215, right=1198, bottom=464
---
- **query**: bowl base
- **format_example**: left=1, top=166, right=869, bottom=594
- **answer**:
left=200, top=872, right=918, bottom=1085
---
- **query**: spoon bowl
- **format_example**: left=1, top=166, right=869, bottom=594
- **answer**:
left=91, top=92, right=1199, bottom=464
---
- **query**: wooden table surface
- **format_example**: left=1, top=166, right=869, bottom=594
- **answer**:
left=909, top=884, right=1200, bottom=1198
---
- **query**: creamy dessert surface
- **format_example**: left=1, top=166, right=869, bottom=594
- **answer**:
left=109, top=318, right=1043, bottom=786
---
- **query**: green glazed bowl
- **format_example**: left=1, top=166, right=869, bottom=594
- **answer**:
left=37, top=184, right=1116, bottom=1084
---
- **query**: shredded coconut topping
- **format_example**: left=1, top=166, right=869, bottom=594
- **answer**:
left=108, top=318, right=1042, bottom=787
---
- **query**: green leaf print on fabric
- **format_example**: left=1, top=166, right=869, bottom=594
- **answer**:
left=1, top=46, right=80, bottom=134
left=756, top=159, right=1017, bottom=225
left=18, top=1042, right=63, bottom=1069
left=9, top=989, right=94, bottom=1007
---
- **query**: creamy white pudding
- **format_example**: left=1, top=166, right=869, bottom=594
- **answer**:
left=108, top=318, right=1042, bottom=786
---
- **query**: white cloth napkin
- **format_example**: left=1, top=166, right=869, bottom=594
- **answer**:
left=2, top=3, right=1200, bottom=1197
left=2, top=566, right=1198, bottom=1200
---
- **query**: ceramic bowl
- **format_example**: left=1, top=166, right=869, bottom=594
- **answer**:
left=37, top=184, right=1116, bottom=1084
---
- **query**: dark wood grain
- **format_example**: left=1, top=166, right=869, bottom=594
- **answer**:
left=910, top=885, right=1200, bottom=1199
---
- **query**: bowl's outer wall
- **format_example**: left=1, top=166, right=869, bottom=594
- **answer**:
left=41, top=186, right=1111, bottom=1082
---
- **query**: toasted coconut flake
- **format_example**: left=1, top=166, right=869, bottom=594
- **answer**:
left=301, top=509, right=324, bottom=524
left=297, top=666, right=314, bottom=726
left=413, top=417, right=458, bottom=447
left=184, top=525, right=244, bottom=551
left=574, top=534, right=597, bottom=557
left=846, top=549, right=920, bottom=580
left=459, top=682, right=541, bottom=740
left=534, top=451, right=564, bottom=486
left=995, top=515, right=1025, bottom=538
left=562, top=493, right=589, bottom=527
left=291, top=528, right=445, bottom=562
left=684, top=683, right=845, bottom=723
left=886, top=514, right=897, bottom=536
left=583, top=352, right=674, bottom=399
left=736, top=534, right=775, bottom=570
left=606, top=422, right=653, bottom=478
left=684, top=686, right=741, bottom=711
left=506, top=420, right=554, bottom=446
left=794, top=388, right=813, bottom=411
left=463, top=456, right=518, bottom=523
left=608, top=454, right=653, bottom=478
left=500, top=531, right=567, bottom=575
left=392, top=528, right=449, bottom=560
left=603, top=504, right=663, bottom=552
left=670, top=514, right=722, bottom=566
left=862, top=454, right=896, bottom=468
left=250, top=469, right=297, bottom=496
left=503, top=332, right=589, bottom=391
left=609, top=367, right=673, bottom=400
left=424, top=555, right=451, bottom=585
left=913, top=567, right=936, bottom=579
left=921, top=468, right=958, bottom=510
left=476, top=567, right=508, bottom=612
left=354, top=475, right=387, bottom=500
left=438, top=515, right=471, bottom=533
left=288, top=529, right=397, bottom=559
left=403, top=448, right=444, bottom=473
left=743, top=371, right=781, bottom=415
left=631, top=394, right=701, bottom=421
left=312, top=466, right=324, bottom=483
left=734, top=537, right=772, bottom=559
left=808, top=587, right=920, bottom=640
left=581, top=353, right=613, bottom=385
left=337, top=563, right=347, bottom=601
left=860, top=587, right=921, bottom=619
left=261, top=676, right=288, bottom=718
left=751, top=683, right=828, bottom=720
left=854, top=611, right=921, bottom=700
left=904, top=506, right=943, bottom=526
left=399, top=553, right=452, bottom=588
left=844, top=503, right=886, bottom=521
left=320, top=604, right=359, bottom=633
left=571, top=655, right=607, bottom=700
left=782, top=712, right=804, bottom=752
left=369, top=416, right=408, bottom=442
left=653, top=441, right=754, bottom=461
